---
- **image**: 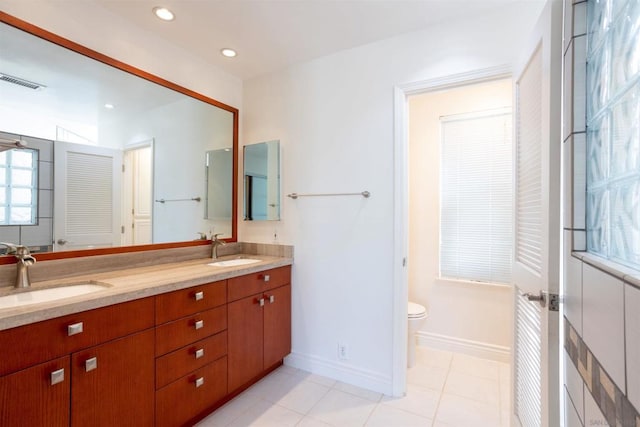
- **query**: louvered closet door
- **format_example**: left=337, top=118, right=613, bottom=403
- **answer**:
left=54, top=141, right=122, bottom=251
left=511, top=1, right=562, bottom=426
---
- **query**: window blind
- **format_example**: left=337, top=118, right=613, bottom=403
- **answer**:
left=440, top=109, right=513, bottom=284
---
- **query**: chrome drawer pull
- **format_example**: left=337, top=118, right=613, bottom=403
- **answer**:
left=269, top=295, right=275, bottom=304
left=194, top=320, right=204, bottom=330
left=85, top=357, right=97, bottom=372
left=258, top=298, right=265, bottom=307
left=50, top=368, right=65, bottom=385
left=263, top=274, right=270, bottom=282
left=194, top=291, right=204, bottom=301
left=195, top=377, right=204, bottom=388
left=195, top=348, right=204, bottom=359
left=67, top=322, right=83, bottom=336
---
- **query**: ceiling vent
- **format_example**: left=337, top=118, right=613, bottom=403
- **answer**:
left=0, top=73, right=46, bottom=90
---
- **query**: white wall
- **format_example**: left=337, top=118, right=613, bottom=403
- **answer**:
left=241, top=5, right=543, bottom=393
left=408, top=79, right=512, bottom=359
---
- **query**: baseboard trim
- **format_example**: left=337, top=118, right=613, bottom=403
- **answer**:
left=284, top=351, right=392, bottom=395
left=416, top=331, right=511, bottom=363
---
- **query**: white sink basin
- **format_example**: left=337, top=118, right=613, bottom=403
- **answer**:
left=0, top=283, right=108, bottom=309
left=207, top=258, right=261, bottom=267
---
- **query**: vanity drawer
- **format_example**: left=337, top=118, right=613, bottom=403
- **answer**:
left=156, top=356, right=227, bottom=427
left=0, top=297, right=154, bottom=376
left=156, top=331, right=227, bottom=389
left=155, top=280, right=226, bottom=325
left=155, top=306, right=227, bottom=356
left=228, top=266, right=291, bottom=302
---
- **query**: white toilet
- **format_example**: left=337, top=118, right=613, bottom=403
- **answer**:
left=407, top=302, right=428, bottom=368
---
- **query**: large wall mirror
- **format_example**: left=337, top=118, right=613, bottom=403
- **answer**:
left=0, top=12, right=238, bottom=260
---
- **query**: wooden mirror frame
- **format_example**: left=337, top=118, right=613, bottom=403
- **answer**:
left=0, top=11, right=238, bottom=264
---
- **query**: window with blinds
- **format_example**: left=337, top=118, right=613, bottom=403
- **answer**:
left=0, top=148, right=39, bottom=225
left=439, top=109, right=513, bottom=284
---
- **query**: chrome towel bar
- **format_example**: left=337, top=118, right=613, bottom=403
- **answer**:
left=287, top=191, right=370, bottom=199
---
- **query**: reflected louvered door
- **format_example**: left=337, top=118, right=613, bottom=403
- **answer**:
left=54, top=141, right=122, bottom=251
left=512, top=1, right=562, bottom=426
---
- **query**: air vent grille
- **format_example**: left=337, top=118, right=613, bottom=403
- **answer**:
left=0, top=73, right=45, bottom=90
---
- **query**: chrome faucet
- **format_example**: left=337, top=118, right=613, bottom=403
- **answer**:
left=0, top=242, right=36, bottom=288
left=211, top=233, right=227, bottom=259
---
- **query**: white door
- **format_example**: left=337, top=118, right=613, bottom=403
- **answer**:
left=53, top=141, right=122, bottom=251
left=511, top=1, right=562, bottom=426
left=122, top=144, right=153, bottom=246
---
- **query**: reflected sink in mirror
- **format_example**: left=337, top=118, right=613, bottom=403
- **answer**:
left=0, top=282, right=109, bottom=309
left=207, top=259, right=261, bottom=267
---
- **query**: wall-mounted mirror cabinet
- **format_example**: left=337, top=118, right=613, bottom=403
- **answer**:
left=243, top=141, right=280, bottom=221
left=0, top=12, right=238, bottom=257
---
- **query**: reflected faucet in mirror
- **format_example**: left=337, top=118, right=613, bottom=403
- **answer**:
left=0, top=242, right=36, bottom=288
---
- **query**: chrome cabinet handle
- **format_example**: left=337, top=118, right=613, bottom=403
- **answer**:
left=194, top=320, right=204, bottom=330
left=194, top=291, right=204, bottom=301
left=195, top=348, right=204, bottom=359
left=67, top=322, right=83, bottom=336
left=85, top=357, right=97, bottom=372
left=258, top=298, right=265, bottom=307
left=263, top=274, right=270, bottom=282
left=195, top=377, right=204, bottom=388
left=50, top=368, right=65, bottom=385
left=269, top=295, right=275, bottom=304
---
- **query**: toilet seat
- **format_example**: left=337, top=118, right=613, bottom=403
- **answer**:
left=408, top=302, right=427, bottom=319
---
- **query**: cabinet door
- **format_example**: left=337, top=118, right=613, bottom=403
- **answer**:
left=0, top=356, right=70, bottom=427
left=156, top=356, right=227, bottom=427
left=227, top=294, right=264, bottom=392
left=71, top=329, right=155, bottom=426
left=264, top=284, right=292, bottom=369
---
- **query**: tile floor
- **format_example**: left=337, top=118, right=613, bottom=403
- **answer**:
left=196, top=346, right=511, bottom=427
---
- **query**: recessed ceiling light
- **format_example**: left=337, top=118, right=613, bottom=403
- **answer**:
left=220, top=48, right=237, bottom=58
left=153, top=7, right=175, bottom=21
left=104, top=103, right=115, bottom=109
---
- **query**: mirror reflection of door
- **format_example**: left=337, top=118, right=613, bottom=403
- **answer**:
left=53, top=141, right=122, bottom=251
left=244, top=175, right=268, bottom=220
left=122, top=142, right=153, bottom=246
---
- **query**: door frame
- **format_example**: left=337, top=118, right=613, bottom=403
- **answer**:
left=122, top=139, right=155, bottom=246
left=391, top=64, right=512, bottom=396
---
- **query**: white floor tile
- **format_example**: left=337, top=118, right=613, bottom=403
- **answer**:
left=415, top=346, right=453, bottom=369
left=334, top=382, right=383, bottom=403
left=443, top=370, right=500, bottom=407
left=407, top=364, right=449, bottom=391
left=274, top=380, right=332, bottom=414
left=435, top=393, right=501, bottom=427
left=381, top=384, right=441, bottom=419
left=365, top=404, right=432, bottom=427
left=228, top=400, right=303, bottom=427
left=296, top=372, right=338, bottom=388
left=196, top=391, right=262, bottom=426
left=307, top=389, right=377, bottom=427
left=449, top=353, right=500, bottom=381
left=296, top=417, right=334, bottom=427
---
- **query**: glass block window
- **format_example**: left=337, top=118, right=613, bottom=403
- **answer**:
left=586, top=0, right=640, bottom=269
left=0, top=148, right=39, bottom=225
left=439, top=109, right=513, bottom=284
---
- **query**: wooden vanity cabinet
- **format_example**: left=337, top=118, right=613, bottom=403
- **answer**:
left=154, top=280, right=228, bottom=427
left=227, top=266, right=292, bottom=392
left=0, top=297, right=155, bottom=427
left=0, top=356, right=70, bottom=427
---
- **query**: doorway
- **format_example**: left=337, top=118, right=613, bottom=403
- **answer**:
left=122, top=141, right=153, bottom=246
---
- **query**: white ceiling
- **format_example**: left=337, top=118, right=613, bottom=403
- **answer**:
left=94, top=0, right=544, bottom=80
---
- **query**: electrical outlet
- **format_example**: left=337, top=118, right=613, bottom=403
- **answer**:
left=338, top=342, right=349, bottom=360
